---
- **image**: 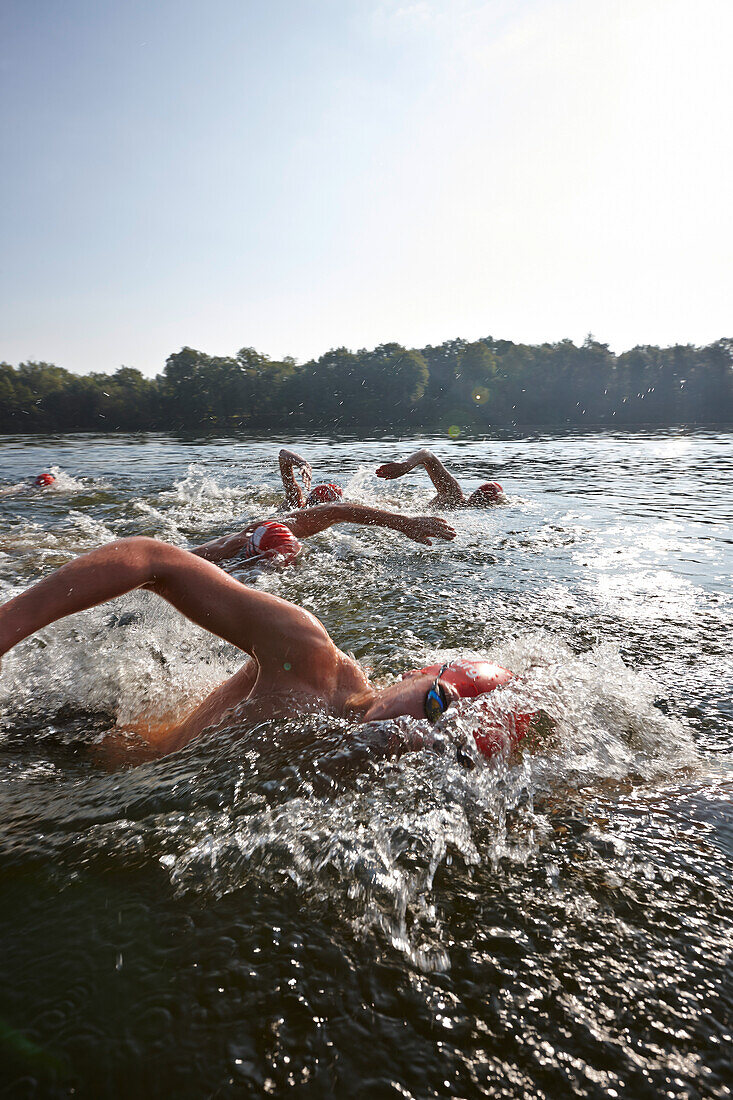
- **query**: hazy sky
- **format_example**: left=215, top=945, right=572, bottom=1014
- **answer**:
left=2, top=0, right=731, bottom=376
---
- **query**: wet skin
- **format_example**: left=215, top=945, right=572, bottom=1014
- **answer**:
left=0, top=538, right=470, bottom=756
left=360, top=670, right=461, bottom=722
left=376, top=450, right=503, bottom=509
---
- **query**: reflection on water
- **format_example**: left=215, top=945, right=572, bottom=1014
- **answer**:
left=0, top=431, right=731, bottom=1098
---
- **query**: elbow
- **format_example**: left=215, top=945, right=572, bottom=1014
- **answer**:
left=308, top=503, right=342, bottom=528
left=127, top=535, right=179, bottom=567
left=112, top=535, right=165, bottom=558
left=311, top=502, right=343, bottom=521
left=131, top=536, right=203, bottom=574
left=101, top=536, right=178, bottom=587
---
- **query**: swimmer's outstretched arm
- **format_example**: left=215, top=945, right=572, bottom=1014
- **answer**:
left=278, top=448, right=312, bottom=509
left=376, top=449, right=464, bottom=506
left=280, top=503, right=457, bottom=545
left=189, top=505, right=456, bottom=564
left=0, top=538, right=333, bottom=675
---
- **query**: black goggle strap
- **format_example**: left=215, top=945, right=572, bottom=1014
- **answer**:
left=424, top=664, right=451, bottom=723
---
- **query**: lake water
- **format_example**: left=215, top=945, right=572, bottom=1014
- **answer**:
left=0, top=430, right=731, bottom=1098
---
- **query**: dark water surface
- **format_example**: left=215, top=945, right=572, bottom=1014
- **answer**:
left=0, top=431, right=731, bottom=1098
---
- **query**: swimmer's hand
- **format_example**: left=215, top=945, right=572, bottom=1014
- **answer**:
left=280, top=448, right=312, bottom=480
left=279, top=448, right=313, bottom=506
left=376, top=461, right=409, bottom=480
left=290, top=451, right=312, bottom=490
left=402, top=516, right=456, bottom=545
left=299, top=463, right=312, bottom=492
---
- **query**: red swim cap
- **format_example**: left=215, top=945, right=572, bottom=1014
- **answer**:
left=416, top=659, right=533, bottom=758
left=417, top=659, right=513, bottom=697
left=34, top=473, right=55, bottom=487
left=245, top=521, right=302, bottom=564
left=475, top=481, right=503, bottom=502
left=306, top=483, right=343, bottom=506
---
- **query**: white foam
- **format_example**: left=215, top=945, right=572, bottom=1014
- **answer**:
left=0, top=591, right=242, bottom=733
left=44, top=465, right=89, bottom=492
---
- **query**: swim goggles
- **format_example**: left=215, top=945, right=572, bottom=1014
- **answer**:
left=424, top=664, right=451, bottom=723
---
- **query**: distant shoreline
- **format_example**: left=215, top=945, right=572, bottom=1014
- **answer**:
left=2, top=335, right=731, bottom=433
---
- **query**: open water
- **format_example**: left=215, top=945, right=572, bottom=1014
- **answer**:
left=0, top=431, right=731, bottom=1099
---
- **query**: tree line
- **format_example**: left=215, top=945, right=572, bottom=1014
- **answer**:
left=1, top=336, right=731, bottom=434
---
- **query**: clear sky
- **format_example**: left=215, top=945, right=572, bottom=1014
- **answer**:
left=2, top=0, right=731, bottom=377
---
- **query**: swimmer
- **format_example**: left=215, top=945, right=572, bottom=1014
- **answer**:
left=278, top=447, right=343, bottom=509
left=376, top=448, right=503, bottom=509
left=0, top=472, right=57, bottom=497
left=0, top=538, right=536, bottom=758
left=192, top=502, right=456, bottom=568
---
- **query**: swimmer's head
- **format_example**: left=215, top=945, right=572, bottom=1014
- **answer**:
left=356, top=659, right=533, bottom=758
left=419, top=660, right=515, bottom=714
left=34, top=473, right=56, bottom=487
left=467, top=481, right=503, bottom=507
left=418, top=660, right=537, bottom=757
left=359, top=660, right=513, bottom=723
left=306, top=483, right=343, bottom=506
left=245, top=521, right=302, bottom=566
